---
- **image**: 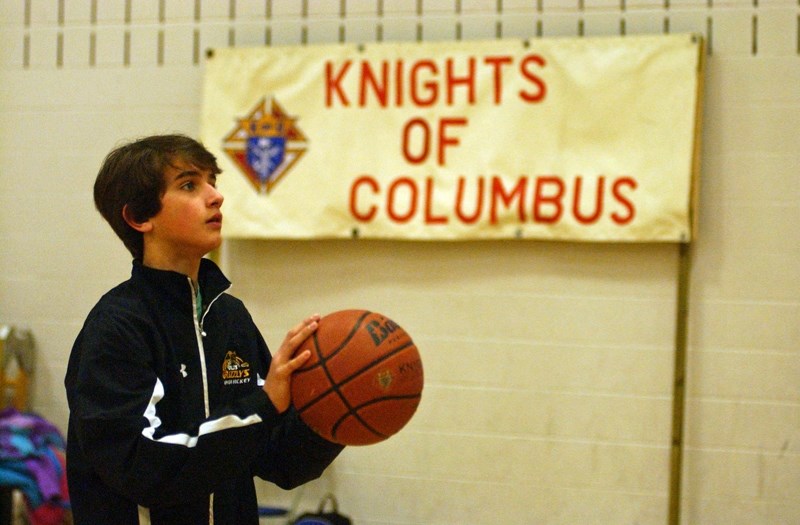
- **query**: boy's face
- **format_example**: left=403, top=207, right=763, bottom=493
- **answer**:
left=143, top=158, right=224, bottom=262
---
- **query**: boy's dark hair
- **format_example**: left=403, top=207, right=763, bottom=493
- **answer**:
left=94, top=134, right=221, bottom=260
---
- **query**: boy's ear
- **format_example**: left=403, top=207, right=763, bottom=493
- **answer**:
left=122, top=205, right=153, bottom=233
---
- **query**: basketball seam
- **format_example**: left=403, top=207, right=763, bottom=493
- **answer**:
left=294, top=340, right=416, bottom=413
left=303, top=313, right=371, bottom=429
left=292, top=311, right=422, bottom=445
left=295, top=310, right=371, bottom=373
left=330, top=392, right=422, bottom=440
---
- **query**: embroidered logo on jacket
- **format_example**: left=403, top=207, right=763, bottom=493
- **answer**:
left=222, top=351, right=251, bottom=385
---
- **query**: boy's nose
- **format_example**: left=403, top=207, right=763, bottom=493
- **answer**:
left=208, top=184, right=224, bottom=207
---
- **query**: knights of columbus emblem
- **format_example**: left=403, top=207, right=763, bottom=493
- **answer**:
left=222, top=98, right=308, bottom=194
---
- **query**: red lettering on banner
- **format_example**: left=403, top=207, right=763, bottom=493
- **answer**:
left=360, top=61, right=388, bottom=106
left=519, top=54, right=547, bottom=103
left=484, top=56, right=514, bottom=104
left=386, top=177, right=417, bottom=223
left=424, top=178, right=448, bottom=224
left=325, top=54, right=547, bottom=108
left=533, top=176, right=564, bottom=223
left=326, top=61, right=351, bottom=107
left=573, top=176, right=604, bottom=224
left=446, top=57, right=476, bottom=105
left=410, top=60, right=438, bottom=107
left=611, top=177, right=637, bottom=224
left=402, top=119, right=429, bottom=164
left=394, top=60, right=405, bottom=106
left=349, top=176, right=379, bottom=221
left=437, top=118, right=467, bottom=166
left=455, top=177, right=484, bottom=224
left=491, top=176, right=527, bottom=224
left=350, top=175, right=380, bottom=222
left=401, top=118, right=467, bottom=166
left=348, top=174, right=638, bottom=228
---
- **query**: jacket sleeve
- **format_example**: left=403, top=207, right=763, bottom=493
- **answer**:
left=253, top=406, right=344, bottom=489
left=66, top=307, right=280, bottom=508
left=248, top=323, right=345, bottom=488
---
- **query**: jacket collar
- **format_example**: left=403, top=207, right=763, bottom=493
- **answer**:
left=131, top=258, right=231, bottom=307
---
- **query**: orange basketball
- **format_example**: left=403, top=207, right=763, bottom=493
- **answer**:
left=290, top=309, right=424, bottom=446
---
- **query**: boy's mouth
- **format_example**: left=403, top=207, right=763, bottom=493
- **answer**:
left=207, top=213, right=223, bottom=225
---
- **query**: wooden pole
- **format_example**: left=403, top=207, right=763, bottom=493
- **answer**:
left=668, top=241, right=692, bottom=525
left=669, top=34, right=705, bottom=524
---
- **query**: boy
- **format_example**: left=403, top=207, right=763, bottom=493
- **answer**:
left=64, top=135, right=343, bottom=524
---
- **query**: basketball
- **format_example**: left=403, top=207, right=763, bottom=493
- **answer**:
left=290, top=309, right=424, bottom=446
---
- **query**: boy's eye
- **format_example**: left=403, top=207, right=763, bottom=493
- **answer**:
left=180, top=181, right=196, bottom=191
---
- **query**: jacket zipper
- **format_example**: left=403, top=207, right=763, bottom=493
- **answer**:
left=189, top=279, right=211, bottom=418
left=189, top=279, right=214, bottom=525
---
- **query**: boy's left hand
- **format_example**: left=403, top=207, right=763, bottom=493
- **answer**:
left=263, top=314, right=320, bottom=413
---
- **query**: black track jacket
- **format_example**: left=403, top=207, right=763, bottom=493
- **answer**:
left=65, top=259, right=343, bottom=524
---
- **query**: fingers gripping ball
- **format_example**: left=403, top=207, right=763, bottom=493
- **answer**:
left=291, top=310, right=424, bottom=446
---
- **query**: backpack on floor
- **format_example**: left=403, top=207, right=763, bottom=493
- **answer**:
left=291, top=493, right=352, bottom=525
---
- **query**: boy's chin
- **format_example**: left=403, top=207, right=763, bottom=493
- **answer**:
left=200, top=236, right=223, bottom=257
left=207, top=239, right=223, bottom=253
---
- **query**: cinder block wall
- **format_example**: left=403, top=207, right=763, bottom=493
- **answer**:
left=0, top=1, right=797, bottom=523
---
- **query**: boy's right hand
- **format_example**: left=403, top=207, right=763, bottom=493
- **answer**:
left=262, top=314, right=320, bottom=413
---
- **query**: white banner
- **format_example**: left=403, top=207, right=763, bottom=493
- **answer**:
left=201, top=34, right=703, bottom=242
